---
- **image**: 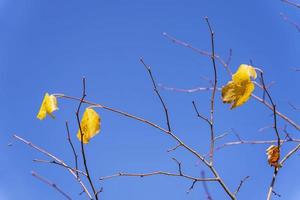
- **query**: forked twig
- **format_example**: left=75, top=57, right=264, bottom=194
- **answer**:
left=13, top=134, right=92, bottom=199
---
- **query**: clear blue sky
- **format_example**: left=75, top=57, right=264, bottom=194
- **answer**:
left=1, top=0, right=300, bottom=199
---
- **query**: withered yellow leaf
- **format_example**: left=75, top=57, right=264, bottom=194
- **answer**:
left=77, top=108, right=101, bottom=144
left=266, top=145, right=280, bottom=167
left=222, top=64, right=257, bottom=109
left=37, top=93, right=58, bottom=120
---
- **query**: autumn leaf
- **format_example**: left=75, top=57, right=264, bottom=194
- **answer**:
left=77, top=108, right=101, bottom=144
left=37, top=93, right=59, bottom=120
left=266, top=145, right=280, bottom=167
left=222, top=64, right=257, bottom=109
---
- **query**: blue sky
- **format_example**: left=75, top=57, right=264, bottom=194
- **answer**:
left=1, top=0, right=300, bottom=199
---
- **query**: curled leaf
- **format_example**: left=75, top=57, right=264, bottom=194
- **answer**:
left=37, top=93, right=58, bottom=120
left=266, top=145, right=280, bottom=167
left=77, top=108, right=101, bottom=144
left=222, top=64, right=257, bottom=109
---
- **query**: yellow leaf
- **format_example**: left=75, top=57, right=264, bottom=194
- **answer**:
left=232, top=64, right=257, bottom=82
left=77, top=108, right=101, bottom=144
left=221, top=64, right=257, bottom=109
left=37, top=93, right=58, bottom=120
left=266, top=145, right=280, bottom=167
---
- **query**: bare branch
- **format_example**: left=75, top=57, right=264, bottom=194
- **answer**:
left=31, top=171, right=72, bottom=200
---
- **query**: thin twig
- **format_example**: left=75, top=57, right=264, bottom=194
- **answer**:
left=75, top=77, right=99, bottom=200
left=280, top=143, right=300, bottom=166
left=31, top=171, right=72, bottom=200
left=205, top=16, right=217, bottom=165
left=163, top=32, right=232, bottom=75
left=215, top=138, right=300, bottom=151
left=160, top=85, right=220, bottom=93
left=187, top=180, right=198, bottom=193
left=167, top=144, right=182, bottom=152
left=172, top=158, right=183, bottom=175
left=225, top=49, right=233, bottom=70
left=33, top=159, right=87, bottom=176
left=13, top=134, right=92, bottom=199
left=140, top=57, right=172, bottom=132
left=99, top=171, right=218, bottom=182
left=192, top=101, right=210, bottom=124
left=288, top=101, right=300, bottom=110
left=214, top=132, right=231, bottom=141
left=201, top=171, right=213, bottom=200
left=281, top=0, right=300, bottom=8
left=280, top=12, right=300, bottom=32
left=234, top=176, right=250, bottom=196
left=66, top=121, right=79, bottom=178
left=251, top=93, right=300, bottom=131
